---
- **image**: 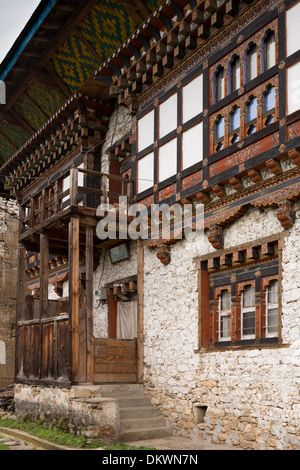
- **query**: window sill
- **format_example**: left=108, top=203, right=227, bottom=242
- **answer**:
left=195, top=340, right=289, bottom=354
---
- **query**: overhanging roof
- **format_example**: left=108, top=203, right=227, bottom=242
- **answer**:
left=0, top=0, right=163, bottom=167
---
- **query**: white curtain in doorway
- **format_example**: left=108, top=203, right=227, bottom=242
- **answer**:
left=116, top=300, right=137, bottom=339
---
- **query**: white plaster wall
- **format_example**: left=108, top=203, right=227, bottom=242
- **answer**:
left=93, top=242, right=137, bottom=338
left=139, top=205, right=300, bottom=449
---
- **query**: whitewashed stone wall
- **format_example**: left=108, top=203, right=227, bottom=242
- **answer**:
left=91, top=104, right=300, bottom=449
left=93, top=243, right=137, bottom=338
left=0, top=197, right=19, bottom=388
left=140, top=205, right=300, bottom=450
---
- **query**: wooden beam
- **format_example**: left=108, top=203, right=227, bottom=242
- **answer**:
left=137, top=238, right=144, bottom=384
left=0, top=109, right=34, bottom=135
left=39, top=233, right=49, bottom=320
left=69, top=216, right=80, bottom=383
left=86, top=226, right=94, bottom=383
left=3, top=0, right=99, bottom=112
left=43, top=65, right=72, bottom=100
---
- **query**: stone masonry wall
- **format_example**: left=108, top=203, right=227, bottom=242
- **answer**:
left=91, top=104, right=300, bottom=449
left=14, top=384, right=118, bottom=441
left=140, top=205, right=300, bottom=450
left=0, top=197, right=19, bottom=389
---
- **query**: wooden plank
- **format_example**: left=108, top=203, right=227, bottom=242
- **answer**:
left=86, top=226, right=94, bottom=383
left=69, top=216, right=80, bottom=383
left=57, top=320, right=70, bottom=380
left=94, top=373, right=137, bottom=383
left=94, top=362, right=136, bottom=373
left=39, top=233, right=49, bottom=319
left=70, top=169, right=78, bottom=206
left=137, top=238, right=144, bottom=383
left=94, top=356, right=136, bottom=365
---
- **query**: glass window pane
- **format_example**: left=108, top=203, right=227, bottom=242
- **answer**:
left=215, top=67, right=225, bottom=102
left=267, top=307, right=278, bottom=335
left=138, top=110, right=154, bottom=152
left=231, top=56, right=240, bottom=92
left=220, top=316, right=231, bottom=340
left=243, top=285, right=255, bottom=307
left=267, top=279, right=278, bottom=303
left=159, top=94, right=177, bottom=138
left=287, top=62, right=300, bottom=115
left=265, top=32, right=276, bottom=70
left=182, top=74, right=203, bottom=123
left=247, top=45, right=257, bottom=81
left=231, top=107, right=240, bottom=130
left=220, top=290, right=231, bottom=311
left=182, top=122, right=203, bottom=170
left=248, top=97, right=257, bottom=121
left=286, top=2, right=300, bottom=57
left=265, top=86, right=275, bottom=112
left=158, top=138, right=177, bottom=182
left=243, top=311, right=255, bottom=336
left=216, top=116, right=224, bottom=139
left=138, top=152, right=154, bottom=193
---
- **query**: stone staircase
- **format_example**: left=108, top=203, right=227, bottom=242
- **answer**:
left=99, top=384, right=173, bottom=442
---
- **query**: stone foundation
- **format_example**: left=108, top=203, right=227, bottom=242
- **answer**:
left=14, top=384, right=118, bottom=442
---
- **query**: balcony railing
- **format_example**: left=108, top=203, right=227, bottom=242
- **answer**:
left=20, top=167, right=133, bottom=234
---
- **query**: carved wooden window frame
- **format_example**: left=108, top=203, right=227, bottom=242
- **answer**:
left=197, top=237, right=283, bottom=351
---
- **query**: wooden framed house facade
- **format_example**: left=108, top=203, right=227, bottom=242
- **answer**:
left=0, top=0, right=300, bottom=448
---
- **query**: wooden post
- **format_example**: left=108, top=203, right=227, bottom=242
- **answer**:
left=69, top=216, right=80, bottom=383
left=16, top=244, right=26, bottom=322
left=39, top=233, right=49, bottom=379
left=137, top=238, right=144, bottom=383
left=39, top=233, right=49, bottom=319
left=15, top=244, right=26, bottom=378
left=86, top=226, right=94, bottom=383
left=70, top=168, right=78, bottom=207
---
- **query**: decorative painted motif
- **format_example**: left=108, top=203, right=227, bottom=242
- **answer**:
left=209, top=18, right=278, bottom=106
left=158, top=183, right=177, bottom=202
left=209, top=132, right=279, bottom=177
left=209, top=76, right=279, bottom=156
left=181, top=170, right=203, bottom=191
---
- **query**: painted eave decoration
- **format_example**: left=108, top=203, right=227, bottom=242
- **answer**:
left=0, top=0, right=163, bottom=170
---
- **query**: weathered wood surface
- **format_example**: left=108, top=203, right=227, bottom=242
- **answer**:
left=94, top=338, right=137, bottom=383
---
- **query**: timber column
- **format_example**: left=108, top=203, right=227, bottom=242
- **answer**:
left=137, top=238, right=144, bottom=383
left=68, top=216, right=81, bottom=383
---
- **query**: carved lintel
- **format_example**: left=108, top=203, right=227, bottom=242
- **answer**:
left=156, top=244, right=171, bottom=265
left=276, top=200, right=296, bottom=228
left=207, top=225, right=224, bottom=249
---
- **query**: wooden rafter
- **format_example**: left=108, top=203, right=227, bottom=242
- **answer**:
left=3, top=0, right=99, bottom=113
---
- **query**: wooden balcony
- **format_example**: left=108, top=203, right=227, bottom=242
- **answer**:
left=19, top=167, right=133, bottom=255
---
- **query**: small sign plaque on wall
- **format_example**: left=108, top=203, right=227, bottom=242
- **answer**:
left=109, top=243, right=130, bottom=264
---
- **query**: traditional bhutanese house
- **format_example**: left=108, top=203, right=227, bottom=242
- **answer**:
left=0, top=0, right=299, bottom=449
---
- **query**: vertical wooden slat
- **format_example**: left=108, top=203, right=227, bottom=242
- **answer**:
left=86, top=226, right=94, bottom=383
left=53, top=180, right=59, bottom=214
left=16, top=244, right=26, bottom=379
left=39, top=233, right=49, bottom=319
left=39, top=233, right=49, bottom=379
left=70, top=168, right=78, bottom=207
left=69, top=216, right=80, bottom=383
left=137, top=238, right=144, bottom=383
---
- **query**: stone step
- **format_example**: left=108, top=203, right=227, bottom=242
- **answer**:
left=99, top=384, right=144, bottom=398
left=119, top=426, right=172, bottom=443
left=118, top=397, right=153, bottom=408
left=120, top=406, right=160, bottom=419
left=120, top=416, right=167, bottom=431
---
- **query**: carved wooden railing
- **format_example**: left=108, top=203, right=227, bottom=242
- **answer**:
left=20, top=167, right=133, bottom=234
